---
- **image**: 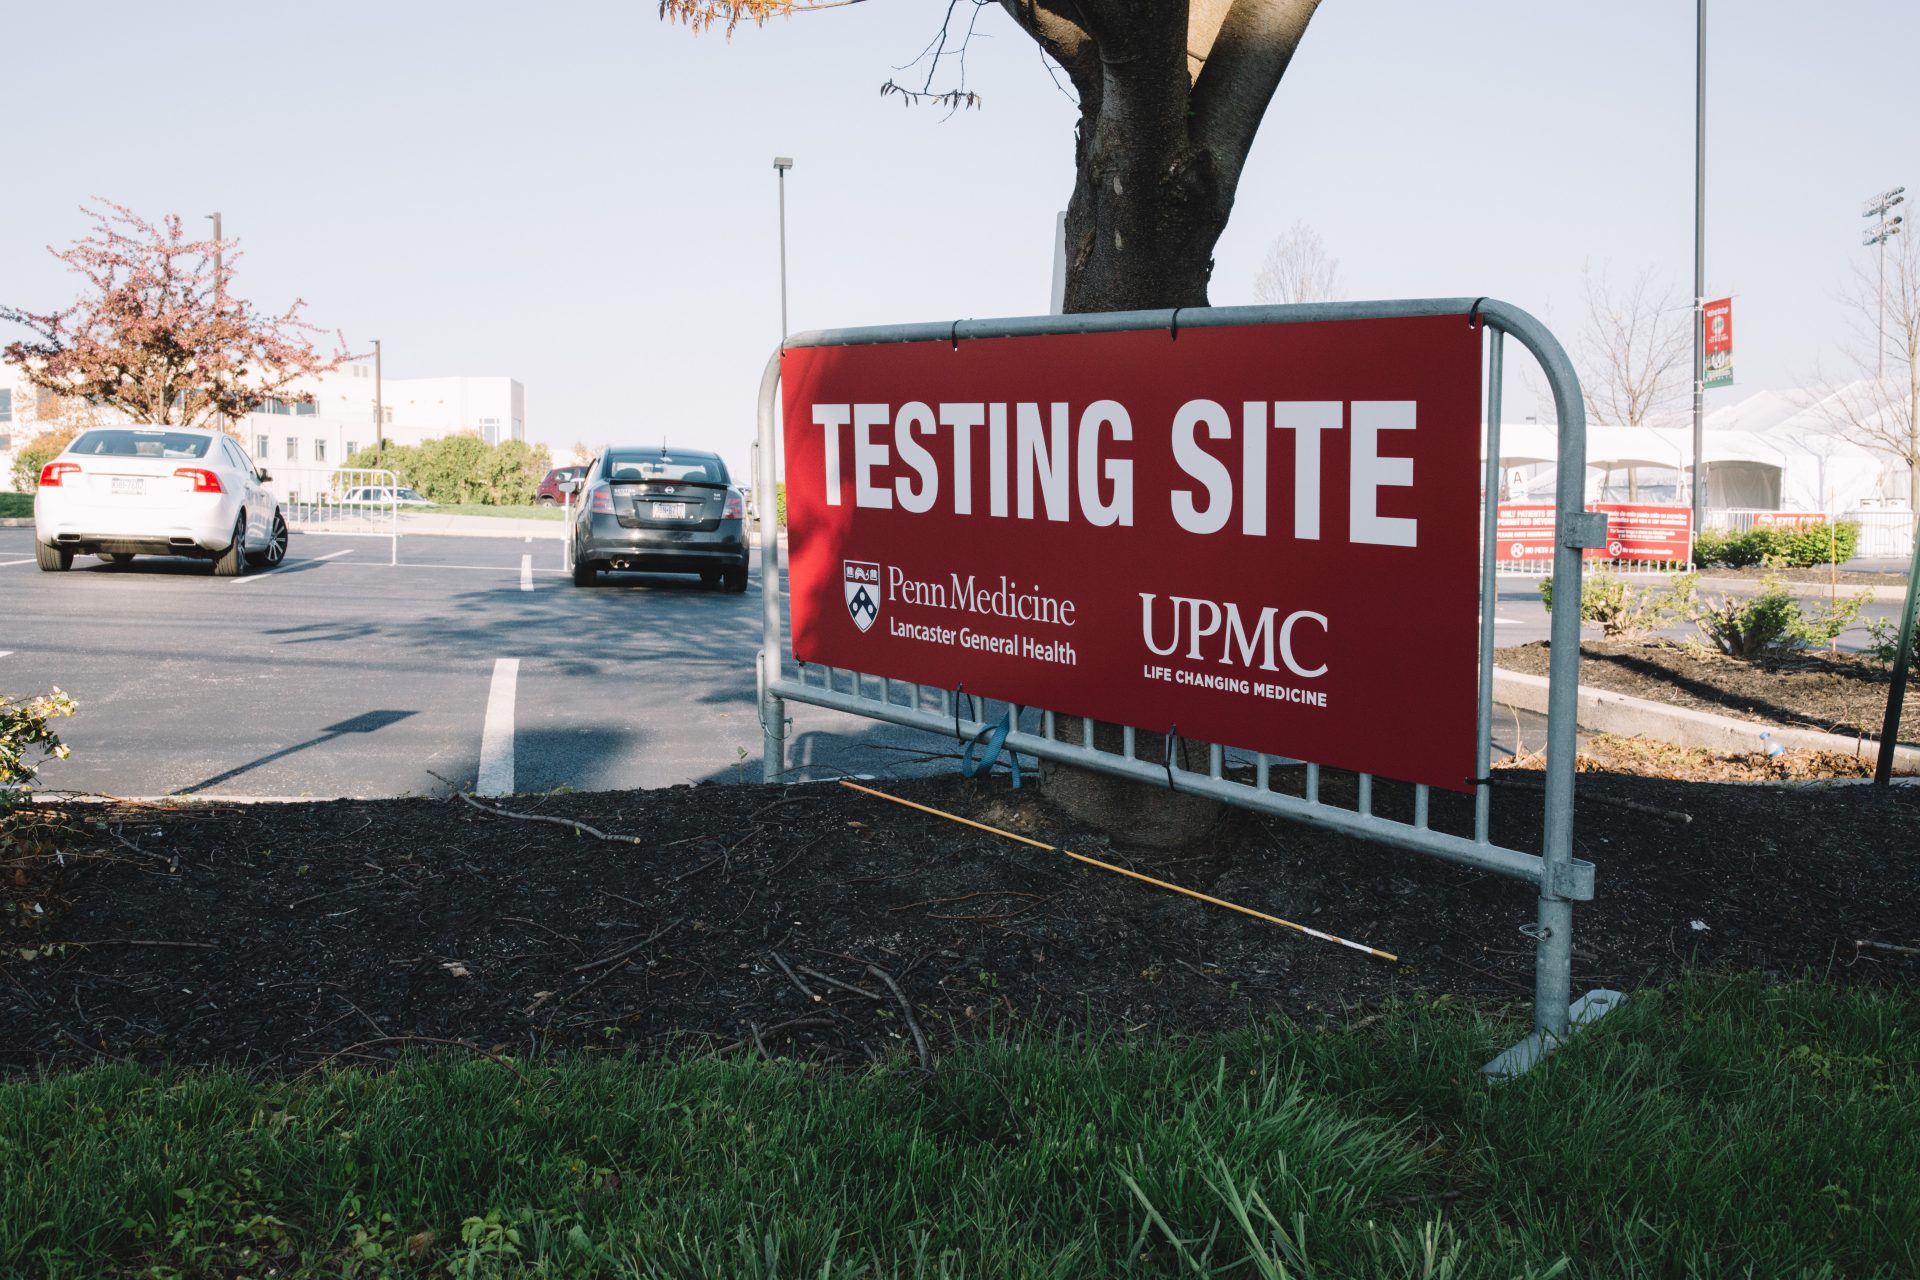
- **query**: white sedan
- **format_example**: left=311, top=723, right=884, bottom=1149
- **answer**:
left=33, top=426, right=288, bottom=576
left=339, top=485, right=433, bottom=507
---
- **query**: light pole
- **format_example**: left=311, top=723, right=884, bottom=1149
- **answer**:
left=1690, top=0, right=1707, bottom=549
left=372, top=339, right=384, bottom=453
left=1863, top=187, right=1905, bottom=379
left=207, top=213, right=223, bottom=431
left=774, top=157, right=793, bottom=342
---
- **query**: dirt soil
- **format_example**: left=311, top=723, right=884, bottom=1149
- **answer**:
left=1499, top=640, right=1919, bottom=743
left=3, top=772, right=1916, bottom=1075
left=1697, top=565, right=1908, bottom=586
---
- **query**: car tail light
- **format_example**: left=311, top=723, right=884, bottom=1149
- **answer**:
left=39, top=462, right=80, bottom=487
left=723, top=490, right=745, bottom=519
left=588, top=484, right=614, bottom=514
left=173, top=468, right=224, bottom=494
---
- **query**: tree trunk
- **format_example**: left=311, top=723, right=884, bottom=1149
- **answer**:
left=995, top=2, right=1320, bottom=843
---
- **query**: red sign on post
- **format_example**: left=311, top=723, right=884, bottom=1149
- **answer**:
left=780, top=316, right=1484, bottom=792
left=1495, top=504, right=1558, bottom=562
left=1704, top=297, right=1733, bottom=388
left=1753, top=511, right=1825, bottom=529
left=1591, top=503, right=1693, bottom=562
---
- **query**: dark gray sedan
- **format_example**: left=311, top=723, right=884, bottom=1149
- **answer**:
left=569, top=446, right=751, bottom=590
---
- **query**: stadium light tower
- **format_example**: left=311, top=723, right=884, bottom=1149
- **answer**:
left=1864, top=186, right=1906, bottom=379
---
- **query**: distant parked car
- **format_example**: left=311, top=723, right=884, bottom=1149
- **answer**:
left=339, top=485, right=433, bottom=507
left=32, top=425, right=287, bottom=575
left=536, top=466, right=588, bottom=506
left=570, top=446, right=749, bottom=591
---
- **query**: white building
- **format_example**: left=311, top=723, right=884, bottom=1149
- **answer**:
left=2, top=355, right=527, bottom=499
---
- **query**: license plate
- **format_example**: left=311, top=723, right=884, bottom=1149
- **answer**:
left=112, top=477, right=146, bottom=495
left=653, top=502, right=688, bottom=520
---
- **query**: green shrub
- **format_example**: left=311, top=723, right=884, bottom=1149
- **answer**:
left=1, top=689, right=75, bottom=814
left=1539, top=570, right=1692, bottom=639
left=1692, top=522, right=1860, bottom=569
left=1865, top=611, right=1919, bottom=666
left=1688, top=575, right=1870, bottom=658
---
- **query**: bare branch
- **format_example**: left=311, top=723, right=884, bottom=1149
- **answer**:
left=1251, top=220, right=1343, bottom=305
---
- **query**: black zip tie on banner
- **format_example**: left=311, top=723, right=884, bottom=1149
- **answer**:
left=1164, top=724, right=1180, bottom=792
left=950, top=319, right=963, bottom=351
left=952, top=683, right=975, bottom=745
left=1169, top=307, right=1184, bottom=341
left=1468, top=297, right=1488, bottom=330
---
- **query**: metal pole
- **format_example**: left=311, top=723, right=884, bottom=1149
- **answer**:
left=773, top=157, right=793, bottom=343
left=1879, top=233, right=1888, bottom=380
left=756, top=349, right=787, bottom=782
left=1875, top=523, right=1920, bottom=785
left=1690, top=0, right=1708, bottom=551
left=373, top=339, right=384, bottom=453
left=1474, top=331, right=1505, bottom=844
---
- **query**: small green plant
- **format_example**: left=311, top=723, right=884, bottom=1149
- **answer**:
left=1865, top=611, right=1919, bottom=666
left=1539, top=570, right=1692, bottom=639
left=1687, top=575, right=1869, bottom=658
left=1, top=688, right=76, bottom=814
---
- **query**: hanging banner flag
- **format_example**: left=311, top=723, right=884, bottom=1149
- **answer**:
left=1703, top=298, right=1734, bottom=388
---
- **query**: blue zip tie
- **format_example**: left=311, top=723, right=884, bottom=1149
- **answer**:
left=962, top=709, right=1023, bottom=789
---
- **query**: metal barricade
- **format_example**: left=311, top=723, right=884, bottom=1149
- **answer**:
left=754, top=299, right=1603, bottom=1074
left=1844, top=507, right=1916, bottom=560
left=280, top=467, right=401, bottom=565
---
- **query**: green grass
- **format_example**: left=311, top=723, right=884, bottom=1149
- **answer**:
left=1, top=975, right=1913, bottom=1278
left=0, top=492, right=31, bottom=518
left=414, top=502, right=565, bottom=521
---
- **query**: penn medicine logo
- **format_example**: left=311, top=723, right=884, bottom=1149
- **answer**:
left=844, top=560, right=881, bottom=632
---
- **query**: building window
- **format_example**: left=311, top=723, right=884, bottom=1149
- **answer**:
left=294, top=400, right=317, bottom=417
left=0, top=388, right=11, bottom=423
left=256, top=434, right=269, bottom=458
left=346, top=441, right=358, bottom=459
left=314, top=440, right=327, bottom=463
left=285, top=437, right=298, bottom=462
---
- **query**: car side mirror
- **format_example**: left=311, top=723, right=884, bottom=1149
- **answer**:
left=559, top=478, right=581, bottom=495
left=257, top=469, right=272, bottom=483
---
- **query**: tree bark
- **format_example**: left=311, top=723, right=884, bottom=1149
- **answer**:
left=1001, top=0, right=1320, bottom=312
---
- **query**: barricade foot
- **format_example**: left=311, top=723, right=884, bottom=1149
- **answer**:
left=1479, top=988, right=1625, bottom=1081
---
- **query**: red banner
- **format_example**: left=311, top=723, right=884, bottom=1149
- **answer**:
left=1494, top=504, right=1558, bottom=562
left=1591, top=503, right=1692, bottom=561
left=1704, top=297, right=1733, bottom=388
left=780, top=316, right=1484, bottom=791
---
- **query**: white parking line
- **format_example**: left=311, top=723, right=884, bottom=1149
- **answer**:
left=0, top=559, right=33, bottom=567
left=477, top=658, right=519, bottom=797
left=0, top=651, right=12, bottom=659
left=519, top=553, right=533, bottom=591
left=231, top=547, right=355, bottom=584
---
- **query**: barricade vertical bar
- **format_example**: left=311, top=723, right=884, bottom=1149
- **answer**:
left=1523, top=314, right=1588, bottom=1041
left=1256, top=754, right=1271, bottom=790
left=1305, top=763, right=1319, bottom=804
left=1413, top=785, right=1430, bottom=829
left=1357, top=773, right=1372, bottom=816
left=1208, top=744, right=1224, bottom=780
left=1475, top=331, right=1506, bottom=843
left=756, top=349, right=788, bottom=783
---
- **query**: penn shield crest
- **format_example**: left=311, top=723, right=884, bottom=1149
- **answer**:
left=844, top=560, right=881, bottom=632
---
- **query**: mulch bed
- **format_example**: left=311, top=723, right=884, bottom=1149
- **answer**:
left=1696, top=565, right=1908, bottom=586
left=1499, top=640, right=1918, bottom=743
left=3, top=771, right=1917, bottom=1076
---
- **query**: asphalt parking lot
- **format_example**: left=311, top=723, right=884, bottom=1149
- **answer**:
left=1, top=521, right=1631, bottom=801
left=2, top=523, right=976, bottom=799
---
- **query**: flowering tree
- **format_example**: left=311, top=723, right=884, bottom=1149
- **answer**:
left=1, top=201, right=348, bottom=430
left=662, top=1, right=1323, bottom=314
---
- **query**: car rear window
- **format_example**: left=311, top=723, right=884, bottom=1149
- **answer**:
left=604, top=452, right=726, bottom=484
left=69, top=429, right=213, bottom=459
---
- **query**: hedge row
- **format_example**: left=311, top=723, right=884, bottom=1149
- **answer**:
left=1693, top=521, right=1859, bottom=568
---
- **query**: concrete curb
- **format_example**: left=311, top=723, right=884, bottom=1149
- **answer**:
left=1696, top=575, right=1910, bottom=604
left=0, top=517, right=32, bottom=528
left=1492, top=667, right=1920, bottom=775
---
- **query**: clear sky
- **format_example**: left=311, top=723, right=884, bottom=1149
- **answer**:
left=3, top=1, right=1914, bottom=475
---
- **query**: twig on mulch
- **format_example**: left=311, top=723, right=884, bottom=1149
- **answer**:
left=1486, top=772, right=1693, bottom=824
left=770, top=951, right=821, bottom=1003
left=301, top=1035, right=531, bottom=1084
left=798, top=965, right=882, bottom=1000
left=571, top=918, right=686, bottom=974
left=50, top=939, right=219, bottom=951
left=455, top=791, right=644, bottom=846
left=703, top=1014, right=835, bottom=1060
left=1856, top=938, right=1920, bottom=957
left=868, top=964, right=930, bottom=1068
